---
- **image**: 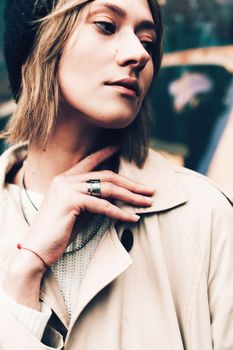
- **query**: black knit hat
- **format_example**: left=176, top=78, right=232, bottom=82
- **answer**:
left=3, top=0, right=56, bottom=101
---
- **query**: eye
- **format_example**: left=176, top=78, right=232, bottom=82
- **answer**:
left=95, top=21, right=117, bottom=35
left=141, top=41, right=154, bottom=55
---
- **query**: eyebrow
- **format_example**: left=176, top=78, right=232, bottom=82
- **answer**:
left=91, top=1, right=127, bottom=19
left=90, top=1, right=156, bottom=35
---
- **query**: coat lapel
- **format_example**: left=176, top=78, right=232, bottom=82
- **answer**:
left=67, top=224, right=132, bottom=335
left=40, top=271, right=70, bottom=329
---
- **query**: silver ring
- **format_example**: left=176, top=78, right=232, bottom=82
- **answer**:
left=87, top=179, right=101, bottom=197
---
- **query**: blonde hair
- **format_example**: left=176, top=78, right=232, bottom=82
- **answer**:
left=3, top=0, right=163, bottom=166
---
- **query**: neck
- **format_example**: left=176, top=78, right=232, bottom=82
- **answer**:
left=21, top=117, right=108, bottom=193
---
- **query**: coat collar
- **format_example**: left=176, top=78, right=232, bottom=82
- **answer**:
left=0, top=144, right=188, bottom=213
left=118, top=149, right=188, bottom=213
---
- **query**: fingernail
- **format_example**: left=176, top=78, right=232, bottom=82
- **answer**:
left=146, top=185, right=155, bottom=192
left=132, top=214, right=140, bottom=222
left=145, top=197, right=153, bottom=204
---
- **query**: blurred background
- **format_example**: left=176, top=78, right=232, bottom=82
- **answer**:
left=0, top=0, right=233, bottom=196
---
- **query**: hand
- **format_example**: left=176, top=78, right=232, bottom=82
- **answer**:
left=21, top=146, right=155, bottom=268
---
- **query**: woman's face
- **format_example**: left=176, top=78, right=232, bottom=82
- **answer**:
left=59, top=0, right=156, bottom=129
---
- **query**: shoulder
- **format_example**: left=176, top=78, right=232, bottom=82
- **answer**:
left=145, top=150, right=233, bottom=262
left=175, top=165, right=232, bottom=211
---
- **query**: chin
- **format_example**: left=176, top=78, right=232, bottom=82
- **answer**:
left=91, top=103, right=139, bottom=129
left=95, top=112, right=137, bottom=129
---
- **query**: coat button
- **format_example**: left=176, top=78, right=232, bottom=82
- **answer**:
left=121, top=229, right=134, bottom=252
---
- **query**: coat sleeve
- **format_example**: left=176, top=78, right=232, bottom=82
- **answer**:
left=0, top=302, right=64, bottom=350
left=208, top=196, right=233, bottom=349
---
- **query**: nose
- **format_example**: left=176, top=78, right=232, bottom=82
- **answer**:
left=116, top=32, right=151, bottom=73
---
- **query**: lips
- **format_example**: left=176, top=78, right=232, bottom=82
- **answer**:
left=105, top=78, right=140, bottom=97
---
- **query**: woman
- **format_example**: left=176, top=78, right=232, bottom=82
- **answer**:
left=0, top=0, right=232, bottom=349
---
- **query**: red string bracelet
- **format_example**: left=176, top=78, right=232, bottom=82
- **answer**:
left=17, top=243, right=49, bottom=269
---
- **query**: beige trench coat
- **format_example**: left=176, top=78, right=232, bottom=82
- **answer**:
left=0, top=144, right=232, bottom=350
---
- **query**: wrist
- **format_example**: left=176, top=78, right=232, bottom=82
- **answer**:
left=17, top=243, right=49, bottom=270
left=2, top=249, right=45, bottom=310
left=8, top=248, right=47, bottom=280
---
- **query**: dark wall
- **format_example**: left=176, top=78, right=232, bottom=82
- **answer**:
left=150, top=0, right=233, bottom=171
left=162, top=0, right=233, bottom=52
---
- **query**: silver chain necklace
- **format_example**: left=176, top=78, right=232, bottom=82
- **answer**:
left=19, top=171, right=105, bottom=253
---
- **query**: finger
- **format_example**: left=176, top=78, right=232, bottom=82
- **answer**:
left=102, top=182, right=153, bottom=206
left=74, top=194, right=140, bottom=222
left=67, top=170, right=155, bottom=195
left=64, top=146, right=119, bottom=176
left=70, top=182, right=153, bottom=206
